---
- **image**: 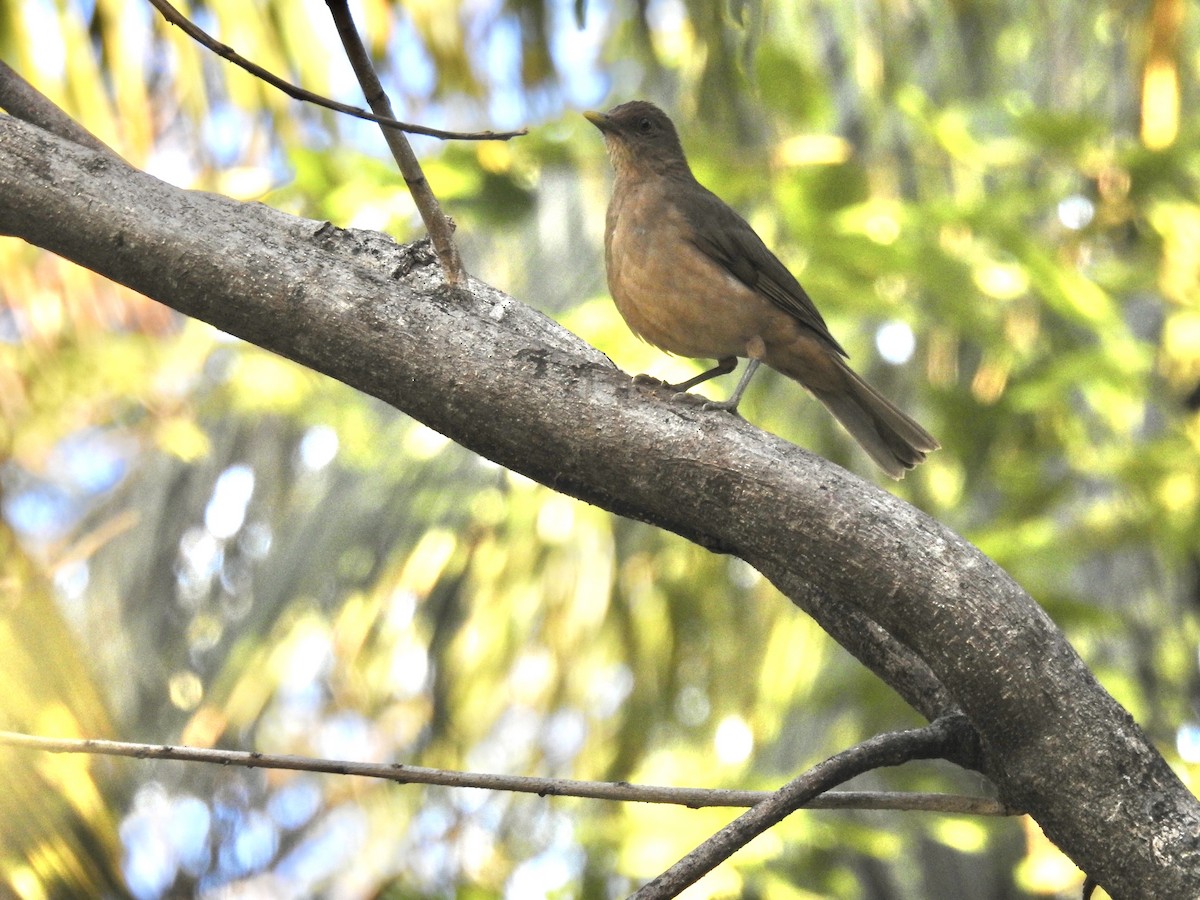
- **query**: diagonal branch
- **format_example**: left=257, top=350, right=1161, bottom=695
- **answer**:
left=323, top=0, right=464, bottom=284
left=0, top=60, right=122, bottom=159
left=632, top=715, right=981, bottom=899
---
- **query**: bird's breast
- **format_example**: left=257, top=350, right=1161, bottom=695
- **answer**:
left=603, top=179, right=782, bottom=360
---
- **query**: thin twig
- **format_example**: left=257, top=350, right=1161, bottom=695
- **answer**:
left=632, top=715, right=981, bottom=899
left=0, top=730, right=1011, bottom=816
left=145, top=0, right=524, bottom=143
left=323, top=0, right=465, bottom=284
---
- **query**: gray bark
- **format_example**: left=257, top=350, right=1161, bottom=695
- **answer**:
left=1, top=113, right=1197, bottom=898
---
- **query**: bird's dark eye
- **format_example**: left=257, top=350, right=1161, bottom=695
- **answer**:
left=637, top=117, right=654, bottom=134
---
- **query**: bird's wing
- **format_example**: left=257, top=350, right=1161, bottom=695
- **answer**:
left=681, top=186, right=849, bottom=358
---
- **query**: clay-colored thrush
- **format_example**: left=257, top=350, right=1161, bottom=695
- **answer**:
left=585, top=100, right=939, bottom=479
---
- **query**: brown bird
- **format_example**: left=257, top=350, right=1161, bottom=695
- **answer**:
left=585, top=100, right=939, bottom=479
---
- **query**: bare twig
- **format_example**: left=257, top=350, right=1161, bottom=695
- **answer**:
left=145, top=0, right=523, bottom=142
left=0, top=730, right=1009, bottom=816
left=323, top=0, right=465, bottom=284
left=633, top=715, right=981, bottom=899
left=0, top=60, right=122, bottom=159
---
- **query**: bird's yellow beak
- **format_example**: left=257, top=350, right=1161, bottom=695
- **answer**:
left=584, top=110, right=612, bottom=132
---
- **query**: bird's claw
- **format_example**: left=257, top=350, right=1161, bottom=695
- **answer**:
left=669, top=390, right=709, bottom=407
left=700, top=398, right=743, bottom=417
left=634, top=374, right=701, bottom=403
left=633, top=374, right=735, bottom=411
left=632, top=373, right=668, bottom=388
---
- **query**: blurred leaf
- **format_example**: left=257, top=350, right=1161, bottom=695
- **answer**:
left=1014, top=110, right=1106, bottom=157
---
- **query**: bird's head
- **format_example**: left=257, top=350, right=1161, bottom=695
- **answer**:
left=584, top=101, right=691, bottom=179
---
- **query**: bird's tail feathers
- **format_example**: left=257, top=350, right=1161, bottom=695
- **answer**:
left=808, top=361, right=939, bottom=480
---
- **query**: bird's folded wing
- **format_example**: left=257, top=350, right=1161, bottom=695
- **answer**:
left=682, top=188, right=849, bottom=359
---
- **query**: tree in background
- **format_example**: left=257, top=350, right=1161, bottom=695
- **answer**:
left=1, top=0, right=1199, bottom=897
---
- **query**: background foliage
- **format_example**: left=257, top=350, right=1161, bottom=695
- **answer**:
left=2, top=0, right=1199, bottom=897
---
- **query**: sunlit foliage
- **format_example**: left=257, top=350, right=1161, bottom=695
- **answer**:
left=2, top=0, right=1199, bottom=897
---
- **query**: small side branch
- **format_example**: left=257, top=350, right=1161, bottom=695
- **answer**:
left=149, top=0, right=486, bottom=283
left=145, top=0, right=523, bottom=142
left=0, top=729, right=1007, bottom=816
left=323, top=0, right=465, bottom=283
left=0, top=60, right=122, bottom=159
left=633, top=714, right=982, bottom=899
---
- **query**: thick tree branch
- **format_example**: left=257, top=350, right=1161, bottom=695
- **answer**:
left=1, top=116, right=1197, bottom=898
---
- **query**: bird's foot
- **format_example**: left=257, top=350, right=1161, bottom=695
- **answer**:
left=633, top=374, right=724, bottom=409
left=699, top=397, right=743, bottom=417
left=669, top=390, right=712, bottom=408
left=635, top=374, right=703, bottom=403
left=632, top=373, right=669, bottom=389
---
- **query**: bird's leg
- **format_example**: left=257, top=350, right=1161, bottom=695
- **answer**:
left=633, top=356, right=737, bottom=392
left=669, top=356, right=738, bottom=392
left=701, top=359, right=761, bottom=413
left=702, top=337, right=766, bottom=413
